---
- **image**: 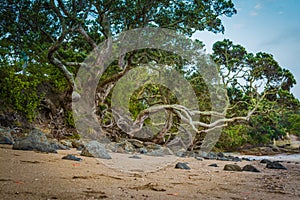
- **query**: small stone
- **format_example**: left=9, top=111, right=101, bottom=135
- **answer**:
left=266, top=161, right=287, bottom=170
left=203, top=152, right=217, bottom=160
left=242, top=157, right=251, bottom=161
left=175, top=162, right=191, bottom=170
left=233, top=157, right=242, bottom=162
left=71, top=140, right=85, bottom=149
left=195, top=157, right=203, bottom=161
left=224, top=164, right=242, bottom=171
left=144, top=142, right=161, bottom=150
left=217, top=152, right=225, bottom=157
left=217, top=157, right=230, bottom=161
left=209, top=163, right=218, bottom=167
left=242, top=164, right=260, bottom=172
left=175, top=149, right=187, bottom=157
left=62, top=154, right=82, bottom=161
left=139, top=148, right=147, bottom=154
left=127, top=139, right=144, bottom=148
left=129, top=155, right=141, bottom=159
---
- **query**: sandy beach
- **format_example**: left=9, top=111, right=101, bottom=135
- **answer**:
left=0, top=144, right=299, bottom=200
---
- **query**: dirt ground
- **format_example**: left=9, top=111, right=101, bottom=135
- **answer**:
left=0, top=144, right=299, bottom=200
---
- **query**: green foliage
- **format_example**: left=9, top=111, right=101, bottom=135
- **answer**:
left=64, top=110, right=75, bottom=127
left=216, top=124, right=250, bottom=150
left=0, top=67, right=43, bottom=122
left=287, top=113, right=300, bottom=136
left=67, top=133, right=81, bottom=140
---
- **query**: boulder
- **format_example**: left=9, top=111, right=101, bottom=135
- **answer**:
left=81, top=141, right=111, bottom=159
left=208, top=163, right=218, bottom=167
left=224, top=164, right=242, bottom=171
left=0, top=128, right=14, bottom=145
left=266, top=161, right=287, bottom=170
left=242, top=165, right=260, bottom=172
left=12, top=129, right=57, bottom=153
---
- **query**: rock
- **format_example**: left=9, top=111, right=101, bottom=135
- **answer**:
left=242, top=157, right=251, bottom=161
left=60, top=140, right=73, bottom=148
left=195, top=157, right=203, bottom=161
left=62, top=154, right=82, bottom=161
left=175, top=162, right=191, bottom=170
left=0, top=129, right=14, bottom=145
left=105, top=142, right=117, bottom=152
left=242, top=165, right=260, bottom=172
left=144, top=142, right=161, bottom=150
left=81, top=141, right=111, bottom=159
left=217, top=152, right=225, bottom=157
left=147, top=146, right=173, bottom=157
left=227, top=156, right=242, bottom=162
left=105, top=141, right=135, bottom=153
left=71, top=140, right=85, bottom=150
left=200, top=152, right=217, bottom=160
left=266, top=161, right=287, bottom=170
left=119, top=140, right=136, bottom=153
left=139, top=148, right=147, bottom=154
left=175, top=149, right=187, bottom=157
left=161, top=146, right=173, bottom=155
left=12, top=129, right=57, bottom=153
left=217, top=157, right=230, bottom=161
left=129, top=155, right=141, bottom=159
left=127, top=139, right=144, bottom=148
left=209, top=163, right=218, bottom=167
left=260, top=159, right=272, bottom=164
left=50, top=141, right=69, bottom=150
left=224, top=164, right=242, bottom=171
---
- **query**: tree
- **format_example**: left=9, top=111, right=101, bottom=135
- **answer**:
left=1, top=1, right=298, bottom=150
left=212, top=39, right=299, bottom=148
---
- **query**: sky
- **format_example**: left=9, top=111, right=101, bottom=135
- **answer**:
left=194, top=0, right=300, bottom=100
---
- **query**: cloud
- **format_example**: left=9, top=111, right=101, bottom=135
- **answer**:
left=250, top=2, right=263, bottom=16
left=250, top=11, right=258, bottom=16
left=254, top=3, right=262, bottom=10
left=260, top=27, right=300, bottom=46
left=277, top=11, right=284, bottom=15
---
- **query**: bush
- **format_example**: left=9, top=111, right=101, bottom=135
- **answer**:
left=0, top=69, right=43, bottom=122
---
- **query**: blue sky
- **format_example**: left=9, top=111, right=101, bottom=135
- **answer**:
left=194, top=0, right=300, bottom=100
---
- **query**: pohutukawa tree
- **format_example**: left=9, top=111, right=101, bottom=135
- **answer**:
left=1, top=0, right=298, bottom=149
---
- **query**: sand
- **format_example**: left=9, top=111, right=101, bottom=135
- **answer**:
left=0, top=144, right=299, bottom=200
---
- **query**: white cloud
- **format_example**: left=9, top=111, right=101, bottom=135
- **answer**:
left=254, top=3, right=262, bottom=10
left=250, top=11, right=258, bottom=16
left=278, top=11, right=284, bottom=15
